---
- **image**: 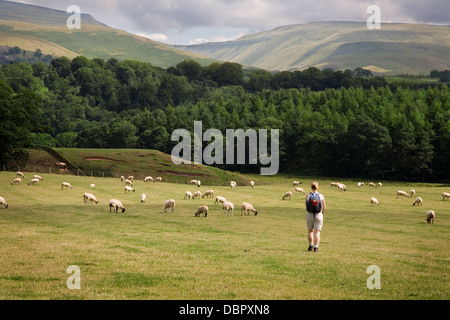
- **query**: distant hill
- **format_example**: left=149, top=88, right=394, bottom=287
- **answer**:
left=174, top=21, right=450, bottom=75
left=0, top=0, right=214, bottom=67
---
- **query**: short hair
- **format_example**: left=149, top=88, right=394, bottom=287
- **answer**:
left=311, top=181, right=319, bottom=191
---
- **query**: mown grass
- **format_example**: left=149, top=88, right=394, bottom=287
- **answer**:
left=0, top=172, right=448, bottom=300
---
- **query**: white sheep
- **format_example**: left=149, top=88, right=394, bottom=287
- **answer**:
left=202, top=190, right=214, bottom=199
left=370, top=197, right=380, bottom=207
left=127, top=176, right=134, bottom=181
left=241, top=202, right=258, bottom=216
left=83, top=193, right=98, bottom=204
left=61, top=182, right=73, bottom=190
left=16, top=171, right=25, bottom=178
left=295, top=187, right=306, bottom=194
left=184, top=191, right=193, bottom=200
left=125, top=179, right=133, bottom=186
left=337, top=184, right=347, bottom=192
left=378, top=182, right=383, bottom=187
left=282, top=191, right=293, bottom=200
left=195, top=205, right=208, bottom=218
left=250, top=181, right=255, bottom=188
left=124, top=185, right=135, bottom=193
left=90, top=184, right=95, bottom=188
left=357, top=182, right=364, bottom=188
left=189, top=179, right=198, bottom=185
left=230, top=181, right=236, bottom=189
left=442, top=192, right=450, bottom=200
left=196, top=180, right=201, bottom=188
left=397, top=191, right=410, bottom=199
left=144, top=176, right=153, bottom=183
left=0, top=196, right=8, bottom=209
left=164, top=199, right=176, bottom=213
left=193, top=191, right=202, bottom=199
left=410, top=189, right=416, bottom=197
left=223, top=201, right=234, bottom=216
left=369, top=182, right=377, bottom=188
left=293, top=181, right=301, bottom=187
left=110, top=199, right=125, bottom=213
left=141, top=194, right=146, bottom=203
left=11, top=178, right=21, bottom=185
left=413, top=197, right=423, bottom=206
left=214, top=196, right=227, bottom=205
left=426, top=210, right=435, bottom=224
left=28, top=178, right=40, bottom=186
left=154, top=177, right=163, bottom=182
left=33, top=175, right=44, bottom=181
left=120, top=176, right=124, bottom=182
left=330, top=182, right=339, bottom=187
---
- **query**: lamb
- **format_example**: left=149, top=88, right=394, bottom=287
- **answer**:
left=413, top=197, right=423, bottom=206
left=230, top=181, right=236, bottom=189
left=223, top=201, right=234, bottom=216
left=184, top=191, right=193, bottom=200
left=293, top=181, right=301, bottom=187
left=397, top=191, right=410, bottom=199
left=83, top=193, right=98, bottom=204
left=426, top=210, right=435, bottom=224
left=124, top=186, right=135, bottom=193
left=193, top=191, right=202, bottom=199
left=125, top=179, right=133, bottom=186
left=241, top=202, right=258, bottom=216
left=61, top=182, right=73, bottom=190
left=442, top=192, right=450, bottom=200
left=109, top=199, right=125, bottom=213
left=164, top=199, right=176, bottom=213
left=295, top=187, right=306, bottom=194
left=250, top=181, right=255, bottom=188
left=28, top=178, right=40, bottom=186
left=214, top=196, right=227, bottom=205
left=144, top=176, right=153, bottom=183
left=33, top=175, right=43, bottom=181
left=16, top=171, right=25, bottom=178
left=202, top=190, right=214, bottom=199
left=141, top=194, right=146, bottom=203
left=195, top=205, right=208, bottom=218
left=370, top=197, right=380, bottom=207
left=11, top=178, right=21, bottom=185
left=154, top=177, right=163, bottom=182
left=337, top=184, right=347, bottom=192
left=282, top=191, right=293, bottom=200
left=0, top=196, right=8, bottom=209
left=410, top=189, right=416, bottom=197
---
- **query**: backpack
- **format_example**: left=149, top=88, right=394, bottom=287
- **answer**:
left=306, top=192, right=322, bottom=214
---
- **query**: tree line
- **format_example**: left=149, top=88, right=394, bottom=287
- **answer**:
left=0, top=57, right=449, bottom=181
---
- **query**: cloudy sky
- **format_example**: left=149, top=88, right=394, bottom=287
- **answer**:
left=13, top=0, right=450, bottom=44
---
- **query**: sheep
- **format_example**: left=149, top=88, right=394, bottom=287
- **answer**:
left=241, top=202, right=258, bottom=216
left=410, top=189, right=416, bottom=197
left=61, top=182, right=73, bottom=190
left=125, top=179, right=133, bottom=186
left=0, top=196, right=8, bottom=209
left=357, top=182, right=365, bottom=188
left=184, top=191, right=193, bottom=200
left=196, top=180, right=201, bottom=188
left=214, top=196, right=227, bottom=205
left=426, top=210, right=435, bottom=224
left=11, top=178, right=21, bottom=185
left=109, top=199, right=125, bottom=213
left=127, top=176, right=134, bottom=181
left=330, top=182, right=339, bottom=187
left=188, top=179, right=198, bottom=185
left=28, top=178, right=40, bottom=186
left=250, top=181, right=255, bottom=188
left=442, top=192, right=450, bottom=200
left=120, top=176, right=124, bottom=182
left=164, top=199, right=176, bottom=213
left=230, top=181, right=236, bottom=189
left=223, top=201, right=234, bottom=216
left=397, top=191, right=410, bottom=199
left=141, top=194, right=146, bottom=203
left=370, top=197, right=380, bottom=207
left=192, top=191, right=202, bottom=199
left=16, top=171, right=25, bottom=178
left=378, top=182, right=383, bottom=187
left=33, top=175, right=43, bottom=181
left=295, top=187, right=306, bottom=194
left=154, top=177, right=163, bottom=183
left=202, top=190, right=214, bottom=199
left=369, top=182, right=377, bottom=188
left=124, top=185, right=135, bottom=193
left=413, top=197, right=423, bottom=206
left=83, top=193, right=98, bottom=204
left=293, top=181, right=302, bottom=187
left=337, top=183, right=347, bottom=192
left=90, top=184, right=95, bottom=188
left=195, top=205, right=208, bottom=218
left=282, top=191, right=293, bottom=200
left=144, top=176, right=153, bottom=183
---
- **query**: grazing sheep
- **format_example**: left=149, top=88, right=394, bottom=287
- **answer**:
left=33, top=175, right=43, bottom=181
left=164, top=199, right=176, bottom=213
left=196, top=180, right=201, bottom=187
left=337, top=184, right=347, bottom=192
left=195, top=205, right=208, bottom=218
left=426, top=210, right=435, bottom=224
left=230, top=181, right=236, bottom=189
left=215, top=196, right=227, bottom=205
left=295, top=187, right=306, bottom=194
left=11, top=178, right=21, bottom=185
left=413, top=197, right=423, bottom=206
left=202, top=190, right=214, bottom=199
left=293, top=181, right=302, bottom=187
left=141, top=194, right=146, bottom=203
left=330, top=182, right=339, bottom=187
left=370, top=198, right=380, bottom=207
left=16, top=172, right=25, bottom=178
left=223, top=201, right=234, bottom=216
left=193, top=191, right=202, bottom=199
left=28, top=178, right=40, bottom=186
left=397, top=191, right=410, bottom=199
left=282, top=191, right=293, bottom=200
left=241, top=202, right=258, bottom=216
left=0, top=196, right=8, bottom=209
left=184, top=191, right=193, bottom=200
left=410, top=189, right=416, bottom=197
left=189, top=179, right=198, bottom=185
left=125, top=179, right=133, bottom=186
left=90, top=184, right=95, bottom=188
left=154, top=177, right=163, bottom=182
left=127, top=176, right=134, bottom=181
left=61, top=182, right=73, bottom=190
left=124, top=185, right=135, bottom=193
left=120, top=176, right=124, bottom=182
left=250, top=181, right=255, bottom=188
left=442, top=192, right=450, bottom=200
left=144, top=176, right=153, bottom=183
left=83, top=193, right=98, bottom=204
left=109, top=199, right=125, bottom=213
left=378, top=182, right=383, bottom=187
left=369, top=182, right=377, bottom=188
left=357, top=182, right=365, bottom=188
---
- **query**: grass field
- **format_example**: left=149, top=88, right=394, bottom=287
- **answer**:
left=0, top=172, right=448, bottom=300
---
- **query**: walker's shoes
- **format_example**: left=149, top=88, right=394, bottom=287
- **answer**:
left=308, top=245, right=313, bottom=252
left=314, top=247, right=319, bottom=252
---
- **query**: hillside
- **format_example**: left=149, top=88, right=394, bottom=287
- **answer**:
left=174, top=21, right=450, bottom=75
left=0, top=0, right=214, bottom=67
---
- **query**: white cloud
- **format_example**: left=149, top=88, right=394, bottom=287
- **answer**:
left=136, top=32, right=169, bottom=42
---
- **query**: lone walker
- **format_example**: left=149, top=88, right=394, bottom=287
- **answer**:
left=305, top=182, right=326, bottom=252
